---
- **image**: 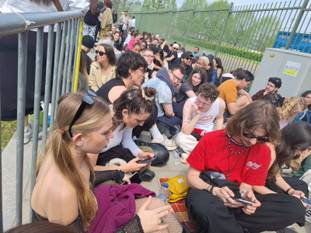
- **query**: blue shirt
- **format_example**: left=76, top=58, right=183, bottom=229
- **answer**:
left=143, top=77, right=172, bottom=117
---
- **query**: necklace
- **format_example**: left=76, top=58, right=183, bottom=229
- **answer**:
left=225, top=132, right=249, bottom=178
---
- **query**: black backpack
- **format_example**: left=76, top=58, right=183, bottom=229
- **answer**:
left=112, top=9, right=118, bottom=23
left=84, top=3, right=106, bottom=26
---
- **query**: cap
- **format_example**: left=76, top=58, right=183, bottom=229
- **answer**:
left=82, top=35, right=95, bottom=49
left=172, top=43, right=179, bottom=49
left=181, top=51, right=193, bottom=59
left=268, top=77, right=282, bottom=88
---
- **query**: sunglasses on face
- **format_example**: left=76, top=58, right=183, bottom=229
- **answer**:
left=95, top=50, right=106, bottom=56
left=242, top=132, right=269, bottom=143
left=68, top=90, right=97, bottom=137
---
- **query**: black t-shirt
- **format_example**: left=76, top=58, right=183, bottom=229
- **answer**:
left=96, top=78, right=125, bottom=104
left=176, top=82, right=192, bottom=103
left=168, top=51, right=179, bottom=68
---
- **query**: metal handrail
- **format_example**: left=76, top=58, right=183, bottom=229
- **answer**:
left=0, top=10, right=84, bottom=36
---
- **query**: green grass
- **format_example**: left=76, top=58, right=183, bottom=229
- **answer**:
left=1, top=121, right=16, bottom=150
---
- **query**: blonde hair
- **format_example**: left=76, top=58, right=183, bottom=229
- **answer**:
left=42, top=93, right=110, bottom=230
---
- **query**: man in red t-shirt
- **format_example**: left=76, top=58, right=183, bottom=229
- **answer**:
left=186, top=101, right=306, bottom=233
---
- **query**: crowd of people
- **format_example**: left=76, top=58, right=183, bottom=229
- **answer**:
left=1, top=0, right=311, bottom=233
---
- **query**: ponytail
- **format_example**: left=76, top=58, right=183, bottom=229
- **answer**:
left=46, top=129, right=97, bottom=230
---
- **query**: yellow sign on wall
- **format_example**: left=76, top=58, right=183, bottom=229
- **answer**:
left=283, top=61, right=301, bottom=77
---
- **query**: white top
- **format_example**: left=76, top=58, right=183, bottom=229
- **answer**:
left=189, top=96, right=221, bottom=131
left=129, top=18, right=135, bottom=28
left=101, top=124, right=142, bottom=156
left=0, top=0, right=89, bottom=13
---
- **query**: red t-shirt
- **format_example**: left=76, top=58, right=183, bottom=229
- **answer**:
left=187, top=129, right=271, bottom=186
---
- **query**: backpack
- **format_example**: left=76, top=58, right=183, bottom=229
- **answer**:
left=112, top=9, right=118, bottom=23
left=84, top=3, right=105, bottom=26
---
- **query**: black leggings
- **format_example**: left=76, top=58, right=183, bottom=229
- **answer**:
left=186, top=178, right=307, bottom=233
left=97, top=145, right=142, bottom=183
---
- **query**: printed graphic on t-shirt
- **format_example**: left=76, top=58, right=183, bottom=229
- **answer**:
left=246, top=161, right=261, bottom=170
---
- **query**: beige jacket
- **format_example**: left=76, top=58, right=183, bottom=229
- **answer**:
left=88, top=62, right=116, bottom=91
left=98, top=8, right=112, bottom=39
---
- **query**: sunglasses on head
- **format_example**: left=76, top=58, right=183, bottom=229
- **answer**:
left=68, top=90, right=97, bottom=137
left=242, top=132, right=269, bottom=143
left=95, top=50, right=106, bottom=56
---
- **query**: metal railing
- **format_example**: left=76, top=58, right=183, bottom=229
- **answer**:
left=132, top=0, right=311, bottom=74
left=0, top=10, right=84, bottom=231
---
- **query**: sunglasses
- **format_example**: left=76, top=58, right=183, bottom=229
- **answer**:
left=68, top=90, right=97, bottom=137
left=95, top=50, right=106, bottom=56
left=242, top=132, right=269, bottom=143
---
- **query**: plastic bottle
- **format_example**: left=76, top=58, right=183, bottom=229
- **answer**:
left=158, top=182, right=170, bottom=203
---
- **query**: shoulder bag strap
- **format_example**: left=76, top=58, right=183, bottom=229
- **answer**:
left=52, top=0, right=64, bottom=11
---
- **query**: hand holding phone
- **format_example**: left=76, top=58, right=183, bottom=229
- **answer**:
left=234, top=198, right=254, bottom=206
left=137, top=156, right=156, bottom=164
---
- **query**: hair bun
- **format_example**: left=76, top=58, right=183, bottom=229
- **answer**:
left=142, top=87, right=156, bottom=101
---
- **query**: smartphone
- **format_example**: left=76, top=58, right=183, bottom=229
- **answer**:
left=302, top=197, right=311, bottom=206
left=234, top=198, right=254, bottom=206
left=137, top=156, right=156, bottom=164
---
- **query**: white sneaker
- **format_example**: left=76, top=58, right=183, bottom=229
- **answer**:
left=306, top=206, right=311, bottom=223
left=152, top=136, right=177, bottom=151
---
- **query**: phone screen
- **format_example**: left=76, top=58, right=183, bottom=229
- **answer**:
left=235, top=198, right=254, bottom=206
left=137, top=156, right=156, bottom=164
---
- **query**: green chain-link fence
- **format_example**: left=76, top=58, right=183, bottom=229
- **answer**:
left=131, top=0, right=311, bottom=74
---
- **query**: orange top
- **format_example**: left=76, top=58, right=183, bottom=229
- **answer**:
left=218, top=79, right=237, bottom=104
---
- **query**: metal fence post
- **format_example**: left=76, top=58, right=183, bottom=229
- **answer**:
left=215, top=2, right=233, bottom=56
left=50, top=23, right=61, bottom=123
left=42, top=25, right=55, bottom=145
left=0, top=73, right=3, bottom=232
left=66, top=19, right=75, bottom=93
left=285, top=0, right=309, bottom=49
left=16, top=32, right=28, bottom=225
left=56, top=22, right=67, bottom=101
left=30, top=27, right=44, bottom=202
left=73, top=19, right=84, bottom=92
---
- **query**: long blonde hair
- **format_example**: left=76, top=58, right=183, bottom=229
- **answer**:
left=42, top=93, right=110, bottom=230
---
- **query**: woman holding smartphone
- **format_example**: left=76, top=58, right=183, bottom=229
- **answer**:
left=31, top=91, right=182, bottom=233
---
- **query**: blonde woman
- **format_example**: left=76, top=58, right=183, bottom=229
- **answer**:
left=31, top=92, right=182, bottom=233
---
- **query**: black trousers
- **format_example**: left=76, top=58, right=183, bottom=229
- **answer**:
left=0, top=32, right=51, bottom=120
left=97, top=145, right=134, bottom=165
left=96, top=145, right=142, bottom=183
left=186, top=178, right=307, bottom=233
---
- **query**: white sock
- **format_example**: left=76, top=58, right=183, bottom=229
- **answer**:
left=150, top=124, right=164, bottom=140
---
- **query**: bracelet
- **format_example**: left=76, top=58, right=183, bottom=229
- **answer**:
left=285, top=187, right=293, bottom=194
left=210, top=185, right=215, bottom=195
left=203, top=185, right=214, bottom=194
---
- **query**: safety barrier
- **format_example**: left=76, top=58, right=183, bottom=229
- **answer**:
left=0, top=10, right=84, bottom=231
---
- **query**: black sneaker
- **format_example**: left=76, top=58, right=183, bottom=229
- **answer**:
left=139, top=169, right=155, bottom=182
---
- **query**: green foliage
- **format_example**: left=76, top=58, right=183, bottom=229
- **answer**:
left=171, top=35, right=263, bottom=62
left=1, top=121, right=16, bottom=150
left=134, top=0, right=281, bottom=64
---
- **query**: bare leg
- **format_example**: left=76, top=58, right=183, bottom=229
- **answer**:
left=135, top=198, right=182, bottom=233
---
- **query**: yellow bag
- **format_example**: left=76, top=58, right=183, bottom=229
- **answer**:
left=166, top=175, right=189, bottom=203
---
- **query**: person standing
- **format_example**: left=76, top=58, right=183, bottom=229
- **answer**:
left=98, top=0, right=113, bottom=41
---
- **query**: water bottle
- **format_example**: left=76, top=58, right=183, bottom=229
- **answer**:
left=158, top=182, right=170, bottom=203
